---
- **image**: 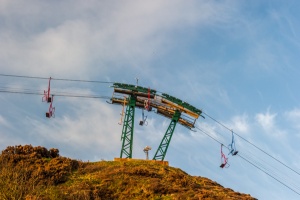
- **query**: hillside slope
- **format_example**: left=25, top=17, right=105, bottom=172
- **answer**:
left=0, top=145, right=256, bottom=200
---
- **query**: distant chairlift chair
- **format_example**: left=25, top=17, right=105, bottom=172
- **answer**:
left=46, top=95, right=55, bottom=118
left=228, top=130, right=238, bottom=156
left=220, top=144, right=229, bottom=168
left=42, top=77, right=52, bottom=103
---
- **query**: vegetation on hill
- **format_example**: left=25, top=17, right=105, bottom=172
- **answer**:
left=0, top=145, right=256, bottom=200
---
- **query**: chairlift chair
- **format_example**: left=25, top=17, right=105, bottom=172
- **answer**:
left=46, top=95, right=55, bottom=118
left=144, top=87, right=152, bottom=111
left=42, top=77, right=52, bottom=103
left=118, top=96, right=126, bottom=125
left=139, top=109, right=148, bottom=126
left=140, top=87, right=152, bottom=126
left=228, top=130, right=238, bottom=156
left=220, top=144, right=229, bottom=168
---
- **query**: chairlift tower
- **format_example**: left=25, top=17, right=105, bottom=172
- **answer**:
left=109, top=82, right=202, bottom=161
left=120, top=95, right=136, bottom=158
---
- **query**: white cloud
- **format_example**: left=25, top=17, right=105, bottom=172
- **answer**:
left=13, top=99, right=122, bottom=161
left=0, top=20, right=91, bottom=77
left=0, top=0, right=240, bottom=79
left=254, top=109, right=288, bottom=141
left=255, top=110, right=277, bottom=131
left=231, top=114, right=249, bottom=134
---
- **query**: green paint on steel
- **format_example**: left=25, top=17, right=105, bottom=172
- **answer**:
left=120, top=96, right=136, bottom=158
left=111, top=82, right=203, bottom=160
left=113, top=83, right=157, bottom=94
left=153, top=110, right=181, bottom=161
left=161, top=93, right=202, bottom=115
left=113, top=83, right=201, bottom=116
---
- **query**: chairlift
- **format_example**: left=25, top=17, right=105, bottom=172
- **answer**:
left=42, top=77, right=52, bottom=103
left=118, top=96, right=126, bottom=125
left=228, top=130, right=238, bottom=156
left=220, top=144, right=229, bottom=168
left=144, top=87, right=152, bottom=111
left=144, top=99, right=152, bottom=111
left=139, top=109, right=148, bottom=126
left=46, top=95, right=55, bottom=118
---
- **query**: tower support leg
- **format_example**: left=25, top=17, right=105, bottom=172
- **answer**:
left=120, top=96, right=136, bottom=158
left=153, top=110, right=181, bottom=161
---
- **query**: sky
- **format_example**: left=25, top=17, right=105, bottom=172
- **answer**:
left=1, top=0, right=300, bottom=199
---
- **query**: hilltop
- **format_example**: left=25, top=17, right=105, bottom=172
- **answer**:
left=0, top=145, right=256, bottom=200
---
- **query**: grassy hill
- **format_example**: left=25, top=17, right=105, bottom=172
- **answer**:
left=0, top=145, right=256, bottom=200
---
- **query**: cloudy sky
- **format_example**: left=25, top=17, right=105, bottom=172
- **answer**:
left=1, top=0, right=300, bottom=199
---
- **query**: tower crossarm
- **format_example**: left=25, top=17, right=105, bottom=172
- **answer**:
left=110, top=96, right=199, bottom=129
left=160, top=98, right=200, bottom=119
left=156, top=109, right=195, bottom=129
left=112, top=83, right=157, bottom=95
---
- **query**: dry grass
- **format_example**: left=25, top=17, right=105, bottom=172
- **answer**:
left=0, top=145, right=257, bottom=200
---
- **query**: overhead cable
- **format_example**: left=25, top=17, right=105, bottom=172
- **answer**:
left=202, top=111, right=300, bottom=177
left=195, top=126, right=300, bottom=196
left=0, top=90, right=111, bottom=100
left=0, top=73, right=115, bottom=84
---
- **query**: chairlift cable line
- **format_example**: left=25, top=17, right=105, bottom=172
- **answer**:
left=0, top=74, right=49, bottom=80
left=203, top=125, right=292, bottom=185
left=195, top=126, right=223, bottom=146
left=194, top=126, right=300, bottom=196
left=0, top=86, right=42, bottom=93
left=237, top=154, right=300, bottom=196
left=199, top=122, right=292, bottom=184
left=202, top=111, right=300, bottom=176
left=0, top=90, right=111, bottom=99
left=239, top=147, right=300, bottom=192
left=0, top=73, right=185, bottom=97
left=197, top=121, right=300, bottom=191
left=0, top=73, right=115, bottom=84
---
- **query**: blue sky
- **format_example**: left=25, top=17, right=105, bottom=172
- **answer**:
left=1, top=0, right=300, bottom=199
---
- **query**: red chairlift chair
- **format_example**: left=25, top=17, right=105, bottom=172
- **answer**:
left=42, top=77, right=52, bottom=103
left=46, top=95, right=55, bottom=118
left=144, top=87, right=152, bottom=111
left=220, top=144, right=229, bottom=168
left=140, top=87, right=152, bottom=126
